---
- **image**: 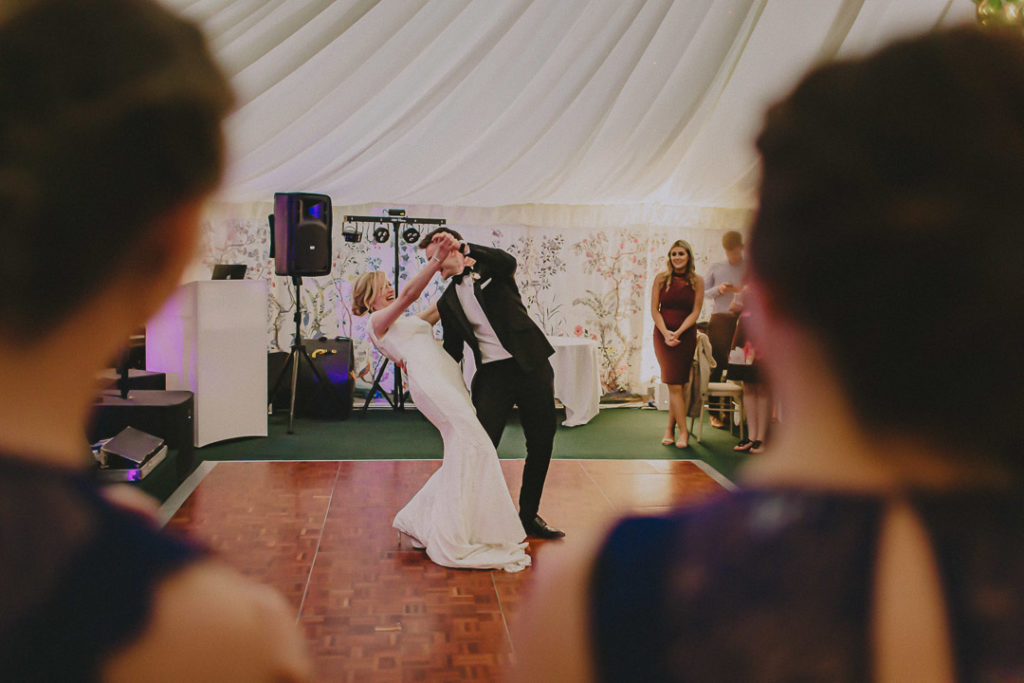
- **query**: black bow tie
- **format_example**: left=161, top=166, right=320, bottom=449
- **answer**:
left=451, top=266, right=475, bottom=284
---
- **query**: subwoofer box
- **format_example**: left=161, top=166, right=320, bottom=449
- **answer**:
left=268, top=337, right=355, bottom=420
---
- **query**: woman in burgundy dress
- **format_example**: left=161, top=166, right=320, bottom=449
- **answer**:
left=651, top=240, right=704, bottom=448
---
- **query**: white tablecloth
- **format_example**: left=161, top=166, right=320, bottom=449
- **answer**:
left=547, top=336, right=602, bottom=426
left=459, top=336, right=602, bottom=426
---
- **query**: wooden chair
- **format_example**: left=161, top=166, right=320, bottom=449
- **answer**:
left=693, top=379, right=745, bottom=442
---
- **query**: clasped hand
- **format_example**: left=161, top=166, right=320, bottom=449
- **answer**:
left=431, top=232, right=460, bottom=260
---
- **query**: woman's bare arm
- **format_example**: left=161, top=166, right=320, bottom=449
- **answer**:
left=371, top=235, right=456, bottom=339
left=103, top=560, right=312, bottom=682
left=511, top=525, right=611, bottom=683
left=418, top=302, right=440, bottom=325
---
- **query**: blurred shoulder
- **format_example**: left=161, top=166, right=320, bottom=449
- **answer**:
left=511, top=523, right=614, bottom=682
left=103, top=559, right=311, bottom=682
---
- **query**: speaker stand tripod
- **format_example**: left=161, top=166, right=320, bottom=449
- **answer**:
left=359, top=224, right=408, bottom=415
left=270, top=276, right=341, bottom=434
left=360, top=357, right=406, bottom=415
left=344, top=211, right=446, bottom=417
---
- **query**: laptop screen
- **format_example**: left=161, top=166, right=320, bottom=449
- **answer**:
left=211, top=264, right=247, bottom=280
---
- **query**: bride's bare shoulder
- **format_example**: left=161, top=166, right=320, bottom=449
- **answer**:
left=367, top=311, right=391, bottom=341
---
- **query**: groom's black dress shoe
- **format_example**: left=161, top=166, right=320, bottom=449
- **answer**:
left=521, top=515, right=565, bottom=539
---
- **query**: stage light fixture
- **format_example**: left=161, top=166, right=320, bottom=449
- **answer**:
left=341, top=221, right=362, bottom=243
left=402, top=225, right=421, bottom=244
left=374, top=225, right=391, bottom=243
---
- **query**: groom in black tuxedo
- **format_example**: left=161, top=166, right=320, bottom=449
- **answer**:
left=420, top=228, right=565, bottom=539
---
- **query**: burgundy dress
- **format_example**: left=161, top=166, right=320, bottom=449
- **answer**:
left=654, top=273, right=697, bottom=384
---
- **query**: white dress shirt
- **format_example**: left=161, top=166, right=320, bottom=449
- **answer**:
left=455, top=274, right=513, bottom=364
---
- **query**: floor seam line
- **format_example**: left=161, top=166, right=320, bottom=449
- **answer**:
left=296, top=462, right=342, bottom=622
left=580, top=460, right=616, bottom=511
left=493, top=572, right=516, bottom=661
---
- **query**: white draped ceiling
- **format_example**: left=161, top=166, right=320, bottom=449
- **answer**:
left=165, top=0, right=970, bottom=214
left=163, top=0, right=974, bottom=395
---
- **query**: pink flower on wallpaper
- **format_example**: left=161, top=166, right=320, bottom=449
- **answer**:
left=574, top=325, right=583, bottom=336
left=592, top=334, right=598, bottom=341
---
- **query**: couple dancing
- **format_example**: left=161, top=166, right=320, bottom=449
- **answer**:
left=351, top=229, right=564, bottom=572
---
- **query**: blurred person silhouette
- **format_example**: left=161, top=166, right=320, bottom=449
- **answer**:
left=730, top=302, right=772, bottom=455
left=513, top=26, right=1024, bottom=683
left=0, top=0, right=310, bottom=680
left=703, top=230, right=745, bottom=429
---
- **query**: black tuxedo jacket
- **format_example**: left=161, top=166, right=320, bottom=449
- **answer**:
left=437, top=243, right=554, bottom=373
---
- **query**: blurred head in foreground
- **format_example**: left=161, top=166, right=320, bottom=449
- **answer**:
left=0, top=0, right=234, bottom=350
left=512, top=27, right=1024, bottom=683
left=748, top=26, right=1023, bottom=479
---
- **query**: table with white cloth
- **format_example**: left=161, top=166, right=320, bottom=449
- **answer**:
left=547, top=336, right=602, bottom=426
left=459, top=335, right=603, bottom=426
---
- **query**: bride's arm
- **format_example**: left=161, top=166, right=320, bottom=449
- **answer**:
left=371, top=234, right=456, bottom=339
left=418, top=302, right=440, bottom=325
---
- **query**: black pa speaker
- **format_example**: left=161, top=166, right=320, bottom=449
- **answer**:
left=273, top=192, right=332, bottom=276
left=268, top=337, right=355, bottom=420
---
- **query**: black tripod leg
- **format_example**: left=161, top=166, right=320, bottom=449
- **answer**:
left=270, top=350, right=295, bottom=403
left=287, top=347, right=300, bottom=434
left=394, top=365, right=404, bottom=410
left=360, top=358, right=394, bottom=416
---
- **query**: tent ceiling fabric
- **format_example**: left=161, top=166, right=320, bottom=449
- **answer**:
left=165, top=0, right=970, bottom=210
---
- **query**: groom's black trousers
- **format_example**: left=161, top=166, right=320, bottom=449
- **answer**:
left=471, top=357, right=556, bottom=520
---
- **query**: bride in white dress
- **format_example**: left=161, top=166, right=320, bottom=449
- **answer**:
left=351, top=232, right=530, bottom=572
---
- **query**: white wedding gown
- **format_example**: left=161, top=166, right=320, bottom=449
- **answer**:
left=367, top=313, right=531, bottom=572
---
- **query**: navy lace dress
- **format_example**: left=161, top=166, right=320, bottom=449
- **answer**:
left=0, top=453, right=205, bottom=681
left=590, top=488, right=1024, bottom=682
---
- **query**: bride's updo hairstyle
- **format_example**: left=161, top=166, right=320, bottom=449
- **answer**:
left=351, top=271, right=387, bottom=316
left=749, top=27, right=1024, bottom=476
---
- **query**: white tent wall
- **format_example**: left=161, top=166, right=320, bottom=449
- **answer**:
left=189, top=200, right=751, bottom=395
left=171, top=0, right=973, bottom=395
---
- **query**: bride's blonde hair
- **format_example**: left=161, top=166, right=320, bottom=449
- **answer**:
left=351, top=271, right=387, bottom=316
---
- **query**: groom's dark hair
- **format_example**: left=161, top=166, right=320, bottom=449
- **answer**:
left=418, top=227, right=464, bottom=250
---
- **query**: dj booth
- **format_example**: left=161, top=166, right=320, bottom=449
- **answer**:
left=146, top=280, right=269, bottom=446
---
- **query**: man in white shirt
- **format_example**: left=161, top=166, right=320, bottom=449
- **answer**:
left=703, top=231, right=746, bottom=428
left=422, top=228, right=565, bottom=540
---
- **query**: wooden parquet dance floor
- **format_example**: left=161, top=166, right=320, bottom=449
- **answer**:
left=165, top=459, right=729, bottom=681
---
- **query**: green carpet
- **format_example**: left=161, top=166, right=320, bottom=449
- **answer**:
left=198, top=406, right=753, bottom=482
